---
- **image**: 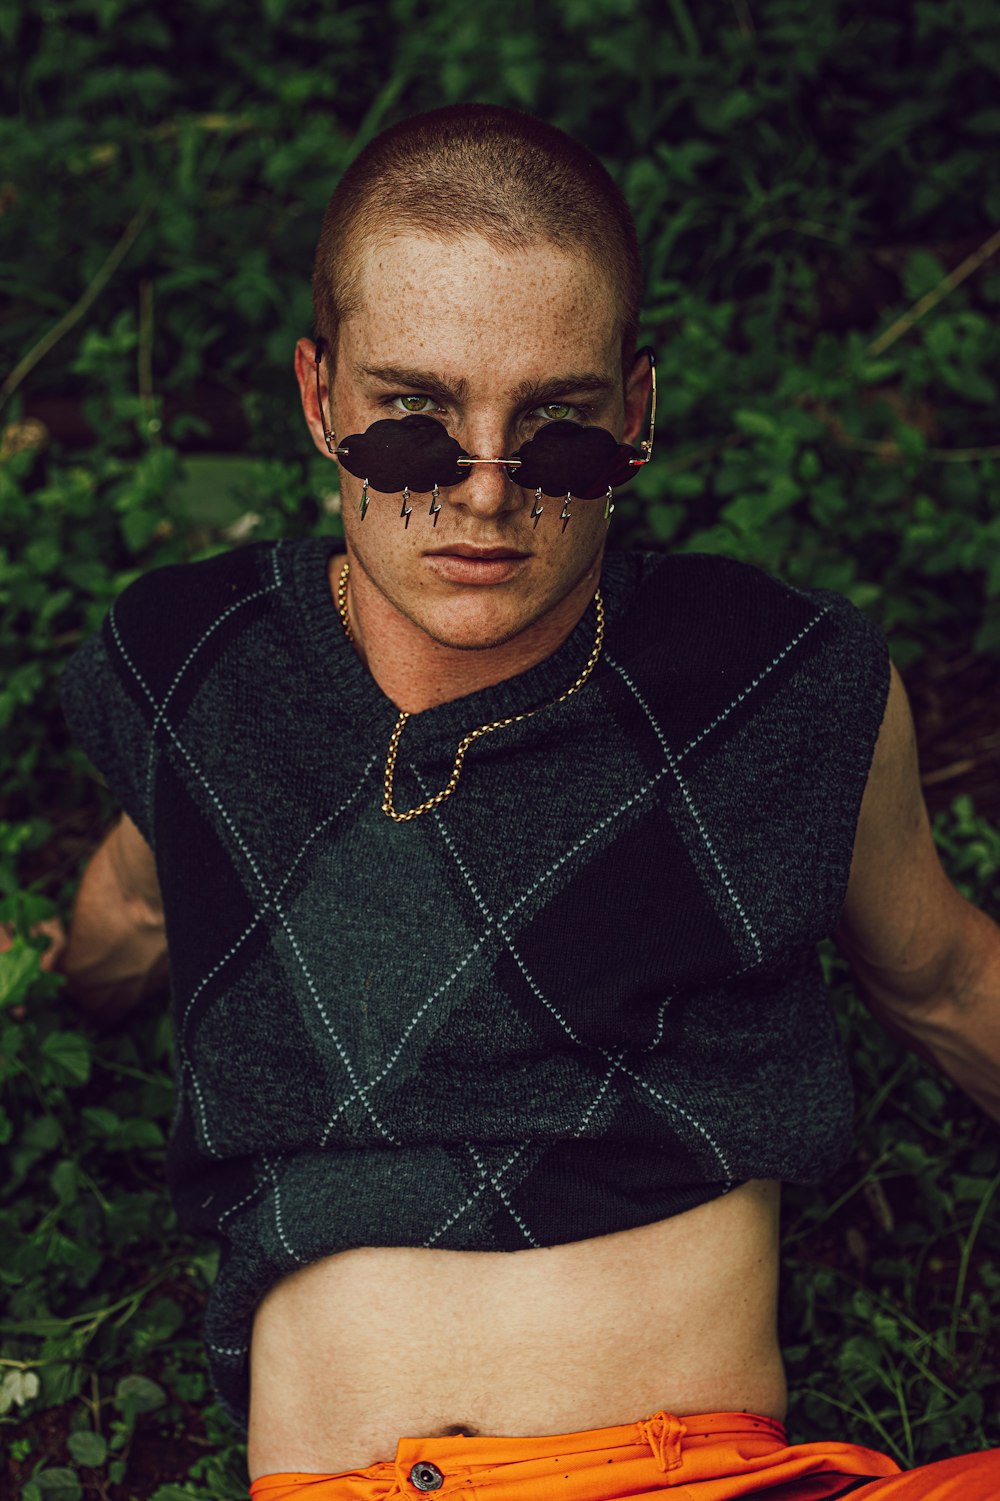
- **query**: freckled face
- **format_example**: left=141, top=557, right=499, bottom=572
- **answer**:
left=324, top=233, right=630, bottom=651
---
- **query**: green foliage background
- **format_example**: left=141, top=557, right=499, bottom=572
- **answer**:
left=2, top=0, right=1000, bottom=1496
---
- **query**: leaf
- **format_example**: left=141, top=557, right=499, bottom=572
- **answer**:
left=38, top=1030, right=92, bottom=1086
left=114, top=1374, right=167, bottom=1413
left=733, top=409, right=780, bottom=439
left=0, top=1368, right=39, bottom=1414
left=50, top=1159, right=79, bottom=1204
left=67, top=1431, right=108, bottom=1468
left=902, top=250, right=947, bottom=301
left=0, top=939, right=41, bottom=1010
left=80, top=1105, right=120, bottom=1136
left=964, top=108, right=1000, bottom=134
left=34, top=1470, right=82, bottom=1501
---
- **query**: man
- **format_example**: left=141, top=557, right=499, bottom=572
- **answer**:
left=56, top=105, right=1000, bottom=1499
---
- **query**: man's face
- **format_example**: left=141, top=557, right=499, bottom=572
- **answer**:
left=297, top=231, right=649, bottom=652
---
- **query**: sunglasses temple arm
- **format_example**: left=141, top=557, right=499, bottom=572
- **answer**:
left=314, top=338, right=339, bottom=454
left=633, top=347, right=656, bottom=467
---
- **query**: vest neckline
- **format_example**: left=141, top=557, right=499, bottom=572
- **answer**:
left=290, top=537, right=642, bottom=751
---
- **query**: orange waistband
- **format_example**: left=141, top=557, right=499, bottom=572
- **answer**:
left=248, top=1407, right=900, bottom=1501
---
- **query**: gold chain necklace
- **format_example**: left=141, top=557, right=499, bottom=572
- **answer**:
left=336, top=561, right=605, bottom=823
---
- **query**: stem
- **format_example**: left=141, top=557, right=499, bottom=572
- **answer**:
left=866, top=224, right=1000, bottom=358
left=137, top=277, right=161, bottom=445
left=948, top=1168, right=1000, bottom=1355
left=0, top=195, right=157, bottom=418
left=667, top=0, right=700, bottom=54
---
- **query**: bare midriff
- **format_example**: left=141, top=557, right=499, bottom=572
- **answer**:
left=246, top=1178, right=786, bottom=1481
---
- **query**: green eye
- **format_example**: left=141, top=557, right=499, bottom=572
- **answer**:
left=397, top=395, right=433, bottom=413
left=538, top=403, right=573, bottom=421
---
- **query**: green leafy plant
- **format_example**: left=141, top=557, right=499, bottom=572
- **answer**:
left=3, top=0, right=1000, bottom=1492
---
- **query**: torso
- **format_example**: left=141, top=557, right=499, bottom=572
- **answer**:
left=246, top=1178, right=786, bottom=1480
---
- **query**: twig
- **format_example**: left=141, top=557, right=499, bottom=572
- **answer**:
left=667, top=0, right=701, bottom=55
left=0, top=195, right=156, bottom=417
left=865, top=224, right=1000, bottom=358
left=137, top=276, right=161, bottom=444
left=731, top=0, right=755, bottom=37
left=832, top=436, right=1000, bottom=464
left=922, top=757, right=982, bottom=787
left=948, top=1169, right=1000, bottom=1356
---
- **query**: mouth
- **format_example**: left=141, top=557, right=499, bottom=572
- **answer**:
left=425, top=545, right=529, bottom=560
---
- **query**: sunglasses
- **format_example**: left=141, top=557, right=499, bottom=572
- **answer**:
left=313, top=339, right=656, bottom=530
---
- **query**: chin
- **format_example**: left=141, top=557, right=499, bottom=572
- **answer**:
left=421, top=618, right=527, bottom=652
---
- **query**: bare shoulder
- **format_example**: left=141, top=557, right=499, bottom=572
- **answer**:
left=833, top=661, right=967, bottom=1002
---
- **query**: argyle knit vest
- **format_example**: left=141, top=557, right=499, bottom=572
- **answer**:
left=60, top=537, right=890, bottom=1431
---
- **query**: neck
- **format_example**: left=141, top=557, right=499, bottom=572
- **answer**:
left=335, top=549, right=604, bottom=714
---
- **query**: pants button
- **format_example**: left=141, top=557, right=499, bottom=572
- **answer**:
left=409, top=1462, right=444, bottom=1491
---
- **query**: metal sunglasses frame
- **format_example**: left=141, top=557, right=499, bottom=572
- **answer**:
left=312, top=338, right=657, bottom=486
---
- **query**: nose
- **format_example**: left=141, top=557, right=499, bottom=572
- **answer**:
left=447, top=424, right=524, bottom=521
left=451, top=458, right=523, bottom=520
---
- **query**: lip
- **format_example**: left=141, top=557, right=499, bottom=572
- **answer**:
left=425, top=546, right=529, bottom=559
left=423, top=551, right=530, bottom=586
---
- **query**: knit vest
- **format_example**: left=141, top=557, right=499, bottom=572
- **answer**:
left=60, top=538, right=890, bottom=1431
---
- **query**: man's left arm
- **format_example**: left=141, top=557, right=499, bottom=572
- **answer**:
left=833, top=660, right=1000, bottom=1125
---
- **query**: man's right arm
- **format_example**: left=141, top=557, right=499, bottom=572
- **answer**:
left=59, top=813, right=169, bottom=1024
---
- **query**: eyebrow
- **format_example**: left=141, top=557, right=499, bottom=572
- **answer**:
left=355, top=363, right=617, bottom=409
left=356, top=364, right=469, bottom=407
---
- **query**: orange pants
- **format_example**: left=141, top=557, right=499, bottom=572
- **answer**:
left=247, top=1408, right=1000, bottom=1501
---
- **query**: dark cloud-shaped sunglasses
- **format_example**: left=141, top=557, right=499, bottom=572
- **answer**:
left=313, top=340, right=656, bottom=531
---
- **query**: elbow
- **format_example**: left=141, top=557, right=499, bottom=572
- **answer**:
left=843, top=896, right=1000, bottom=1020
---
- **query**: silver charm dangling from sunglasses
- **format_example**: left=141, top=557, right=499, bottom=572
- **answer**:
left=400, top=486, right=412, bottom=528
left=360, top=479, right=370, bottom=520
left=531, top=488, right=544, bottom=528
left=560, top=494, right=572, bottom=532
left=429, top=483, right=442, bottom=526
left=604, top=487, right=615, bottom=526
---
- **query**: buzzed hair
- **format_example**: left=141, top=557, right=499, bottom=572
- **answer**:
left=312, top=103, right=643, bottom=379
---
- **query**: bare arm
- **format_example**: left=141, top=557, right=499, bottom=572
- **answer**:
left=834, top=661, right=1000, bottom=1123
left=59, top=813, right=169, bottom=1024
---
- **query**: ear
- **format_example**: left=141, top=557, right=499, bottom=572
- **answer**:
left=622, top=347, right=653, bottom=447
left=294, top=337, right=337, bottom=459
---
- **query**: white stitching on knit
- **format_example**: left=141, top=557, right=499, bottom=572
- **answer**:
left=466, top=1143, right=541, bottom=1248
left=318, top=935, right=488, bottom=1146
left=613, top=1056, right=732, bottom=1179
left=178, top=755, right=378, bottom=1046
left=315, top=753, right=676, bottom=1130
left=606, top=657, right=763, bottom=966
left=501, top=770, right=668, bottom=920
left=643, top=992, right=676, bottom=1052
left=181, top=1061, right=219, bottom=1159
left=140, top=544, right=285, bottom=808
left=502, top=938, right=588, bottom=1047
left=420, top=774, right=732, bottom=1206
left=108, top=613, right=400, bottom=1149
left=573, top=1051, right=625, bottom=1135
left=264, top=1154, right=307, bottom=1265
left=419, top=780, right=732, bottom=1229
left=216, top=1171, right=267, bottom=1229
left=207, top=1342, right=248, bottom=1357
left=174, top=758, right=376, bottom=1159
left=423, top=779, right=590, bottom=1049
left=421, top=1143, right=531, bottom=1246
left=675, top=604, right=832, bottom=763
left=313, top=771, right=669, bottom=1143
